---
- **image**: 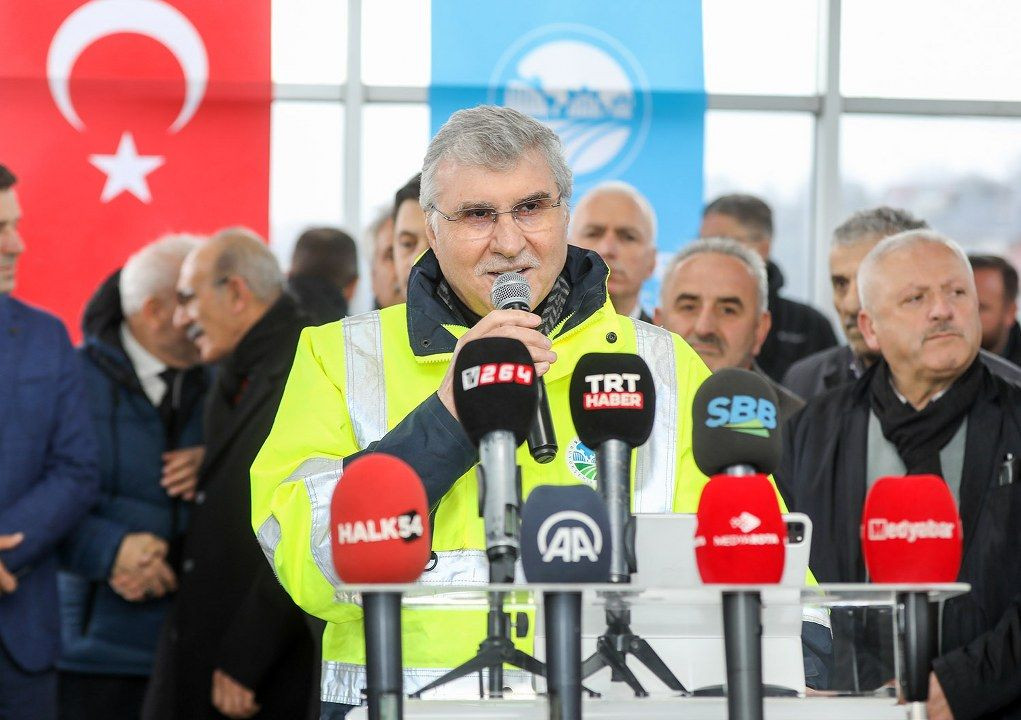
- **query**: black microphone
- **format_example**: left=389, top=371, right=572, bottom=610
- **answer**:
left=491, top=272, right=558, bottom=463
left=522, top=484, right=611, bottom=720
left=569, top=353, right=656, bottom=583
left=691, top=368, right=784, bottom=720
left=453, top=337, right=539, bottom=582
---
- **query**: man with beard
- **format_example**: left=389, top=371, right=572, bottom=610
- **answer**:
left=780, top=230, right=1021, bottom=719
left=969, top=254, right=1021, bottom=367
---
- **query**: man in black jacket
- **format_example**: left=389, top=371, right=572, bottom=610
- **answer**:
left=780, top=229, right=1021, bottom=719
left=287, top=227, right=358, bottom=326
left=142, top=228, right=313, bottom=720
left=700, top=193, right=837, bottom=381
left=970, top=254, right=1021, bottom=367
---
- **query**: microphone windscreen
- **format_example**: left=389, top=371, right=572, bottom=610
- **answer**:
left=569, top=353, right=656, bottom=448
left=330, top=453, right=431, bottom=584
left=694, top=474, right=786, bottom=584
left=453, top=337, right=539, bottom=445
left=861, top=475, right=962, bottom=583
left=691, top=368, right=782, bottom=476
left=520, top=484, right=611, bottom=583
left=491, top=271, right=531, bottom=310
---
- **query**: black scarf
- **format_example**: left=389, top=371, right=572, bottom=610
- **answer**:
left=868, top=357, right=984, bottom=476
left=436, top=273, right=572, bottom=337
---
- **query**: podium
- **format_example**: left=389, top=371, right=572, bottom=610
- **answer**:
left=339, top=583, right=968, bottom=719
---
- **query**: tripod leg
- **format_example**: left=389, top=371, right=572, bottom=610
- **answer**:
left=591, top=636, right=649, bottom=697
left=505, top=648, right=547, bottom=678
left=408, top=646, right=505, bottom=698
left=627, top=635, right=689, bottom=694
left=581, top=649, right=609, bottom=680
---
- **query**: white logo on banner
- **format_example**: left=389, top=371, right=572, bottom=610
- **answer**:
left=489, top=25, right=652, bottom=179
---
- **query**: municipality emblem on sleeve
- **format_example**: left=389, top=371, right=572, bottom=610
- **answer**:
left=566, top=438, right=598, bottom=488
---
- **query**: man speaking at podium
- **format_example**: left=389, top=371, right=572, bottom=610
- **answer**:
left=251, top=106, right=711, bottom=716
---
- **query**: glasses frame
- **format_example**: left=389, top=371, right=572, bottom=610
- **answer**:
left=429, top=194, right=565, bottom=233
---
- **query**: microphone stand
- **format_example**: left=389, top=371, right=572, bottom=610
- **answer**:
left=363, top=592, right=404, bottom=720
left=899, top=592, right=935, bottom=720
left=580, top=441, right=689, bottom=697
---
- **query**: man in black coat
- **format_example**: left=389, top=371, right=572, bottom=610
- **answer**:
left=780, top=230, right=1021, bottom=719
left=970, top=254, right=1021, bottom=368
left=143, top=229, right=313, bottom=720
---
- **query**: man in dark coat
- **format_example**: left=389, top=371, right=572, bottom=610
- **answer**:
left=700, top=193, right=837, bottom=381
left=286, top=227, right=358, bottom=326
left=970, top=254, right=1021, bottom=368
left=780, top=230, right=1021, bottom=719
left=143, top=228, right=313, bottom=720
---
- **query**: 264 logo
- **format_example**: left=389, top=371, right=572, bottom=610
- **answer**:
left=705, top=395, right=776, bottom=437
left=461, top=362, right=534, bottom=390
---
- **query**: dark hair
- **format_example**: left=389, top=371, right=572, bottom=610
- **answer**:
left=290, top=227, right=358, bottom=287
left=969, top=253, right=1019, bottom=303
left=833, top=206, right=928, bottom=245
left=0, top=165, right=16, bottom=191
left=393, top=173, right=422, bottom=222
left=703, top=193, right=773, bottom=240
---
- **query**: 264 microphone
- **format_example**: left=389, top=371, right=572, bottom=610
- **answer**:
left=491, top=271, right=557, bottom=463
left=453, top=336, right=538, bottom=582
left=331, top=453, right=431, bottom=720
left=861, top=475, right=962, bottom=707
left=569, top=352, right=656, bottom=583
left=522, top=485, right=610, bottom=720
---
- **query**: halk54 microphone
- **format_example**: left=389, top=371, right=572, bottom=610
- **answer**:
left=861, top=475, right=962, bottom=710
left=453, top=336, right=538, bottom=582
left=569, top=352, right=656, bottom=583
left=491, top=271, right=558, bottom=463
left=522, top=484, right=610, bottom=720
left=691, top=368, right=785, bottom=720
left=331, top=453, right=431, bottom=720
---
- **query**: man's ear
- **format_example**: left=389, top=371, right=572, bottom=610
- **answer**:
left=752, top=310, right=772, bottom=356
left=425, top=215, right=438, bottom=252
left=859, top=309, right=881, bottom=353
left=225, top=275, right=250, bottom=313
left=653, top=306, right=663, bottom=327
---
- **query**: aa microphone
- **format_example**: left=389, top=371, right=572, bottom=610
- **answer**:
left=331, top=453, right=431, bottom=720
left=691, top=368, right=785, bottom=720
left=569, top=352, right=656, bottom=583
left=492, top=271, right=558, bottom=463
left=522, top=485, right=610, bottom=720
left=861, top=475, right=962, bottom=708
left=453, top=336, right=538, bottom=582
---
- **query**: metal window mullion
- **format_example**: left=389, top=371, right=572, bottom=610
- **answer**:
left=344, top=0, right=363, bottom=237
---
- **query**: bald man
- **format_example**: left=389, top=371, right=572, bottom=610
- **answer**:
left=569, top=181, right=657, bottom=322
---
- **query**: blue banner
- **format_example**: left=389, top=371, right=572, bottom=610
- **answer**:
left=430, top=0, right=705, bottom=310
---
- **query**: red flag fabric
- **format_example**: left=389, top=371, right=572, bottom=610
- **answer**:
left=0, top=0, right=270, bottom=341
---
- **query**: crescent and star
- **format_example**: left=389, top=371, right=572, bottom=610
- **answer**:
left=46, top=0, right=209, bottom=203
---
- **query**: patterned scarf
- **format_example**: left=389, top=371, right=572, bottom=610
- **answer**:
left=437, top=274, right=572, bottom=337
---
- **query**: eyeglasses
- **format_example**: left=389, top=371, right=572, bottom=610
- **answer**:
left=177, top=275, right=231, bottom=307
left=430, top=195, right=564, bottom=240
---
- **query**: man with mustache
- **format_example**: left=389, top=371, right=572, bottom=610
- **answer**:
left=656, top=237, right=804, bottom=424
left=783, top=208, right=1021, bottom=399
left=251, top=105, right=713, bottom=718
left=569, top=181, right=657, bottom=322
left=779, top=230, right=1021, bottom=719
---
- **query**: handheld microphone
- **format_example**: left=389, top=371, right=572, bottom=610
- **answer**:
left=453, top=336, right=539, bottom=582
left=691, top=368, right=785, bottom=720
left=861, top=475, right=962, bottom=707
left=331, top=453, right=431, bottom=720
left=522, top=485, right=610, bottom=720
left=569, top=352, right=656, bottom=583
left=492, top=271, right=558, bottom=463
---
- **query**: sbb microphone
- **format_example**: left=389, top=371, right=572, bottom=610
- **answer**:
left=861, top=475, right=963, bottom=708
left=331, top=453, right=431, bottom=720
left=691, top=368, right=785, bottom=720
left=522, top=485, right=610, bottom=720
left=453, top=336, right=538, bottom=582
left=569, top=353, right=655, bottom=583
left=492, top=271, right=558, bottom=464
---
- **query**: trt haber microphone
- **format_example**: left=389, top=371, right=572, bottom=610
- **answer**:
left=521, top=485, right=611, bottom=720
left=861, top=475, right=963, bottom=707
left=691, top=368, right=782, bottom=477
left=569, top=353, right=656, bottom=583
left=330, top=453, right=431, bottom=720
left=453, top=336, right=538, bottom=582
left=491, top=271, right=558, bottom=463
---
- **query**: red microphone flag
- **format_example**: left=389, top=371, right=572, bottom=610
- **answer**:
left=0, top=0, right=270, bottom=341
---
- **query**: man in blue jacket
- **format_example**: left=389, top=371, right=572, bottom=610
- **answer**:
left=0, top=165, right=99, bottom=720
left=58, top=235, right=209, bottom=720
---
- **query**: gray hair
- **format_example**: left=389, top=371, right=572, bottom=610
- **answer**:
left=858, top=229, right=972, bottom=312
left=833, top=206, right=928, bottom=246
left=420, top=105, right=573, bottom=227
left=210, top=227, right=285, bottom=303
left=120, top=233, right=203, bottom=316
left=576, top=180, right=658, bottom=242
left=662, top=237, right=769, bottom=313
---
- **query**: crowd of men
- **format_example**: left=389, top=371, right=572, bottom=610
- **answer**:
left=3, top=104, right=1021, bottom=720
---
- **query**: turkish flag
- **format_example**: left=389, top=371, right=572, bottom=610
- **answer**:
left=0, top=0, right=270, bottom=341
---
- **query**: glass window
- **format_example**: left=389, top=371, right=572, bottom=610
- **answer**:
left=362, top=0, right=431, bottom=87
left=703, top=0, right=819, bottom=96
left=842, top=0, right=1021, bottom=101
left=272, top=0, right=347, bottom=85
left=704, top=110, right=815, bottom=302
left=360, top=104, right=430, bottom=226
left=269, top=101, right=345, bottom=268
